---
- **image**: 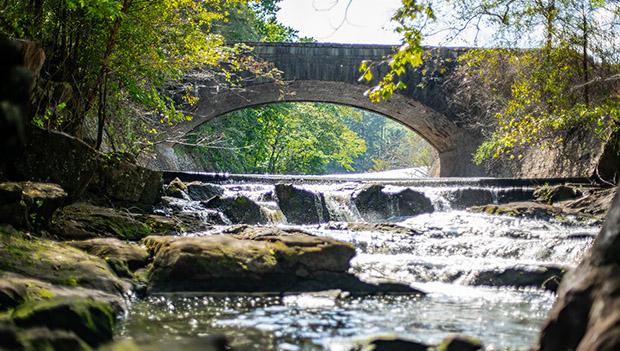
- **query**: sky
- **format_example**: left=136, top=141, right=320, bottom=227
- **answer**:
left=277, top=0, right=403, bottom=45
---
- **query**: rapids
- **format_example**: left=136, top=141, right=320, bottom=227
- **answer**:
left=119, top=173, right=596, bottom=350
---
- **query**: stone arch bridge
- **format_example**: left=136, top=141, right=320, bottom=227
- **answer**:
left=155, top=42, right=484, bottom=177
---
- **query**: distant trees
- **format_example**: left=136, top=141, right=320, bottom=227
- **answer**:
left=187, top=103, right=434, bottom=175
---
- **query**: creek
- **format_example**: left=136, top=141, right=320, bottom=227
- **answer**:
left=118, top=173, right=597, bottom=350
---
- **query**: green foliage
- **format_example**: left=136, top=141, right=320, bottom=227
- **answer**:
left=186, top=103, right=435, bottom=175
left=359, top=0, right=434, bottom=102
left=383, top=0, right=620, bottom=164
left=189, top=103, right=367, bottom=174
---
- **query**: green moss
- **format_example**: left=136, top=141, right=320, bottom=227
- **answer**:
left=11, top=297, right=115, bottom=347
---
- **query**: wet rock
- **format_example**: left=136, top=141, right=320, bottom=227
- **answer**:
left=349, top=335, right=429, bottom=351
left=164, top=177, right=188, bottom=199
left=274, top=184, right=330, bottom=224
left=50, top=203, right=178, bottom=240
left=563, top=186, right=616, bottom=219
left=471, top=202, right=562, bottom=220
left=468, top=265, right=565, bottom=292
left=353, top=185, right=433, bottom=222
left=11, top=297, right=115, bottom=348
left=0, top=272, right=124, bottom=313
left=448, top=188, right=494, bottom=209
left=538, top=186, right=620, bottom=351
left=535, top=184, right=583, bottom=204
left=186, top=182, right=224, bottom=201
left=323, top=222, right=419, bottom=235
left=88, top=155, right=163, bottom=207
left=496, top=188, right=535, bottom=204
left=0, top=225, right=130, bottom=296
left=437, top=335, right=483, bottom=351
left=100, top=335, right=232, bottom=351
left=203, top=195, right=267, bottom=224
left=144, top=226, right=423, bottom=294
left=0, top=323, right=91, bottom=351
left=68, top=238, right=149, bottom=272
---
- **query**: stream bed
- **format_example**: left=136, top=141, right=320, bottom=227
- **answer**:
left=117, top=179, right=597, bottom=350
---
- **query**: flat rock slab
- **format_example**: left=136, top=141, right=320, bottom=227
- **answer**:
left=144, top=226, right=423, bottom=295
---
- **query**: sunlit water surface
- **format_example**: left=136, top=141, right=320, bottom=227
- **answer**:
left=118, top=179, right=596, bottom=350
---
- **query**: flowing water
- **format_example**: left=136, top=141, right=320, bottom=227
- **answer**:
left=118, top=174, right=597, bottom=350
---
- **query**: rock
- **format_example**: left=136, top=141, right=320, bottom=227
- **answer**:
left=535, top=184, right=583, bottom=204
left=0, top=323, right=91, bottom=351
left=21, top=182, right=67, bottom=228
left=203, top=195, right=267, bottom=224
left=448, top=188, right=494, bottom=209
left=50, top=203, right=179, bottom=240
left=471, top=202, right=562, bottom=220
left=0, top=182, right=27, bottom=228
left=538, top=186, right=620, bottom=351
left=186, top=182, right=224, bottom=201
left=0, top=225, right=130, bottom=296
left=437, top=335, right=483, bottom=351
left=164, top=178, right=188, bottom=199
left=353, top=185, right=433, bottom=222
left=349, top=335, right=429, bottom=351
left=144, top=226, right=423, bottom=295
left=564, top=186, right=616, bottom=219
left=0, top=182, right=67, bottom=229
left=274, top=184, right=330, bottom=224
left=68, top=238, right=149, bottom=272
left=100, top=335, right=232, bottom=351
left=323, top=222, right=419, bottom=235
left=88, top=155, right=163, bottom=207
left=496, top=188, right=535, bottom=204
left=11, top=297, right=115, bottom=348
left=470, top=201, right=597, bottom=224
left=467, top=265, right=565, bottom=292
left=0, top=272, right=124, bottom=313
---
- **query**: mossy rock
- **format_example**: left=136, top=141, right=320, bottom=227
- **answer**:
left=0, top=322, right=92, bottom=351
left=0, top=226, right=130, bottom=296
left=203, top=195, right=267, bottom=224
left=470, top=202, right=562, bottom=220
left=51, top=203, right=179, bottom=240
left=68, top=238, right=150, bottom=272
left=163, top=178, right=188, bottom=199
left=144, top=226, right=422, bottom=294
left=0, top=181, right=67, bottom=230
left=0, top=272, right=124, bottom=314
left=11, top=297, right=115, bottom=348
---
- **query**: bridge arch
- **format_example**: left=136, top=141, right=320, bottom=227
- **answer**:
left=155, top=43, right=484, bottom=177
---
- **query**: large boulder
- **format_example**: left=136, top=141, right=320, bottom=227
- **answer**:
left=203, top=195, right=267, bottom=224
left=144, top=225, right=423, bottom=294
left=10, top=297, right=115, bottom=348
left=186, top=182, right=224, bottom=201
left=50, top=203, right=179, bottom=240
left=275, top=184, right=330, bottom=224
left=471, top=202, right=564, bottom=220
left=163, top=177, right=188, bottom=199
left=538, top=186, right=620, bottom=351
left=447, top=188, right=494, bottom=209
left=0, top=225, right=130, bottom=296
left=534, top=184, right=583, bottom=204
left=352, top=185, right=433, bottom=222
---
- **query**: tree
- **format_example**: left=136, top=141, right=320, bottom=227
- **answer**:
left=360, top=0, right=620, bottom=164
left=189, top=103, right=367, bottom=174
left=0, top=0, right=278, bottom=155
